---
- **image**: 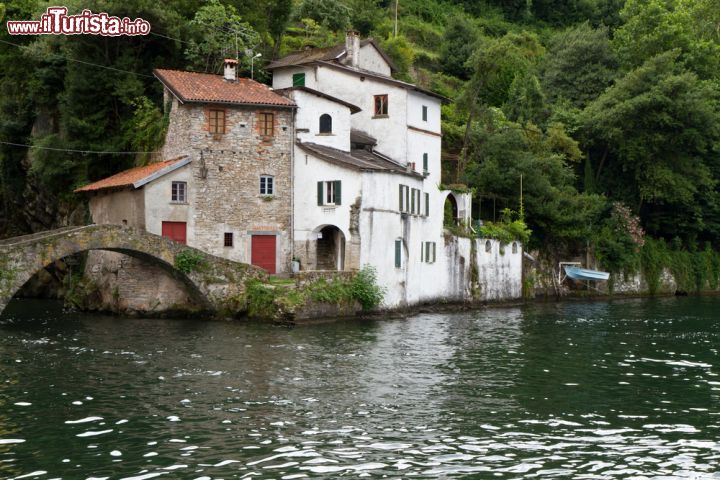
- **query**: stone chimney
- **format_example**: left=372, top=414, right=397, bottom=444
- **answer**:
left=223, top=58, right=238, bottom=82
left=345, top=31, right=360, bottom=68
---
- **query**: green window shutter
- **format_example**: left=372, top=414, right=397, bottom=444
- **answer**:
left=317, top=181, right=323, bottom=206
left=411, top=188, right=416, bottom=214
left=292, top=72, right=305, bottom=87
left=423, top=153, right=428, bottom=173
left=421, top=241, right=424, bottom=262
left=405, top=187, right=410, bottom=213
left=425, top=242, right=430, bottom=263
left=425, top=193, right=429, bottom=216
left=399, top=185, right=404, bottom=211
left=432, top=242, right=436, bottom=263
left=334, top=180, right=341, bottom=205
left=395, top=240, right=402, bottom=268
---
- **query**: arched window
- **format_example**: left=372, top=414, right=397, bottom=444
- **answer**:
left=319, top=114, right=332, bottom=134
left=485, top=240, right=492, bottom=253
left=512, top=242, right=518, bottom=254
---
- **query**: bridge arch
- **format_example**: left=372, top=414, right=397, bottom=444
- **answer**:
left=0, top=225, right=266, bottom=316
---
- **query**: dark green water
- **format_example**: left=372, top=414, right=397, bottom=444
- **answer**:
left=1, top=297, right=719, bottom=479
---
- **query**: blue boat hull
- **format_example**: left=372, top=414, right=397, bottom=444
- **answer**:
left=564, top=266, right=610, bottom=281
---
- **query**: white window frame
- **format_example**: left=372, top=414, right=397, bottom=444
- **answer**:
left=325, top=181, right=336, bottom=206
left=171, top=181, right=187, bottom=203
left=260, top=175, right=274, bottom=195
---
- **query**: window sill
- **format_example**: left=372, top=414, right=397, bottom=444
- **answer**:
left=259, top=195, right=275, bottom=201
left=170, top=201, right=189, bottom=205
left=372, top=114, right=389, bottom=119
left=316, top=133, right=334, bottom=136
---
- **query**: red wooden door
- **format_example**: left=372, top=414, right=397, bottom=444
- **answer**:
left=251, top=235, right=276, bottom=274
left=161, top=221, right=187, bottom=244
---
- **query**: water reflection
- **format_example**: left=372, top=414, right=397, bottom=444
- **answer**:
left=0, top=297, right=719, bottom=478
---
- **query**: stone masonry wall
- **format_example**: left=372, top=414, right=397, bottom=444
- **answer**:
left=84, top=251, right=196, bottom=315
left=162, top=95, right=294, bottom=273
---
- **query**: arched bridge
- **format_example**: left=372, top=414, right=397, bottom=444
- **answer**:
left=0, top=225, right=267, bottom=316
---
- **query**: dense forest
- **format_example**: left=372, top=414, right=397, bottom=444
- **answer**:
left=1, top=0, right=719, bottom=279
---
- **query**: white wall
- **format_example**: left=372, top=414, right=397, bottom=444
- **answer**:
left=272, top=66, right=317, bottom=90
left=407, top=90, right=441, bottom=133
left=358, top=43, right=392, bottom=76
left=293, top=147, right=362, bottom=247
left=143, top=164, right=194, bottom=240
left=476, top=239, right=523, bottom=301
left=290, top=90, right=352, bottom=151
left=312, top=67, right=410, bottom=164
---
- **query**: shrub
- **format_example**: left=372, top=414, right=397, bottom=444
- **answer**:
left=174, top=249, right=206, bottom=274
left=350, top=266, right=385, bottom=310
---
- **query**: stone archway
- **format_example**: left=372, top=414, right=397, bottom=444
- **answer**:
left=315, top=225, right=345, bottom=271
left=0, top=225, right=266, bottom=316
left=444, top=193, right=459, bottom=227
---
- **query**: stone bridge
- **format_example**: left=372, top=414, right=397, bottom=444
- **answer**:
left=0, top=225, right=267, bottom=316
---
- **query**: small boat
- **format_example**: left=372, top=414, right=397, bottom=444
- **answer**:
left=563, top=265, right=610, bottom=282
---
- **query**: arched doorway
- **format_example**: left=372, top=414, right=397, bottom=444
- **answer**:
left=316, top=225, right=345, bottom=271
left=444, top=194, right=459, bottom=227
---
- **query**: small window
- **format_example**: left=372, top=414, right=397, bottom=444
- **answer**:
left=374, top=94, right=388, bottom=116
left=423, top=153, right=429, bottom=174
left=209, top=109, right=225, bottom=134
left=171, top=181, right=187, bottom=203
left=317, top=180, right=341, bottom=206
left=224, top=232, right=234, bottom=247
left=399, top=184, right=410, bottom=213
left=319, top=114, right=332, bottom=134
left=292, top=72, right=305, bottom=87
left=485, top=240, right=492, bottom=253
left=258, top=112, right=274, bottom=137
left=260, top=175, right=274, bottom=195
left=422, top=105, right=428, bottom=122
left=395, top=239, right=402, bottom=268
left=512, top=242, right=518, bottom=254
left=421, top=241, right=437, bottom=263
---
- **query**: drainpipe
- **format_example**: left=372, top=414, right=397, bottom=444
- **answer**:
left=290, top=107, right=295, bottom=270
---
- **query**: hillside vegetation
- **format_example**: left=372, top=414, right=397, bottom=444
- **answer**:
left=1, top=0, right=719, bottom=274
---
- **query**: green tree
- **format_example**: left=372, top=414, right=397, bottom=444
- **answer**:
left=466, top=113, right=605, bottom=248
left=542, top=22, right=618, bottom=109
left=185, top=0, right=260, bottom=73
left=503, top=72, right=548, bottom=126
left=439, top=16, right=479, bottom=80
left=295, top=0, right=352, bottom=32
left=613, top=0, right=720, bottom=79
left=581, top=50, right=720, bottom=240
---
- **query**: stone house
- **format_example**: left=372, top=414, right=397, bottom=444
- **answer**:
left=78, top=60, right=296, bottom=275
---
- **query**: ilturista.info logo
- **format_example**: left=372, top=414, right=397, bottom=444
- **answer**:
left=6, top=6, right=151, bottom=36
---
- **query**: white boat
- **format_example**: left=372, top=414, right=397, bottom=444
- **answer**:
left=564, top=265, right=610, bottom=282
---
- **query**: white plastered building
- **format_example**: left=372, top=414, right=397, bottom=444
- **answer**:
left=270, top=32, right=495, bottom=308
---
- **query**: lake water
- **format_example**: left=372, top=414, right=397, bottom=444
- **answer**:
left=1, top=297, right=719, bottom=479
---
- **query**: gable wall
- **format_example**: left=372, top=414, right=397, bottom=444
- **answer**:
left=358, top=44, right=392, bottom=76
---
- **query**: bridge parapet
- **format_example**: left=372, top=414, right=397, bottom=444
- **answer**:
left=0, top=225, right=267, bottom=316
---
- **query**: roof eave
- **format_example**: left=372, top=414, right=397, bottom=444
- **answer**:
left=313, top=61, right=450, bottom=103
left=132, top=156, right=192, bottom=189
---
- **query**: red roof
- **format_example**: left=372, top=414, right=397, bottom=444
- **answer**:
left=154, top=69, right=295, bottom=107
left=75, top=157, right=186, bottom=193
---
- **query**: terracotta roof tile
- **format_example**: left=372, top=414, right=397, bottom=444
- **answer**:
left=154, top=69, right=295, bottom=107
left=74, top=157, right=187, bottom=193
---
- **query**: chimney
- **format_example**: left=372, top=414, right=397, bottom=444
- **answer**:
left=345, top=31, right=360, bottom=68
left=223, top=58, right=238, bottom=82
